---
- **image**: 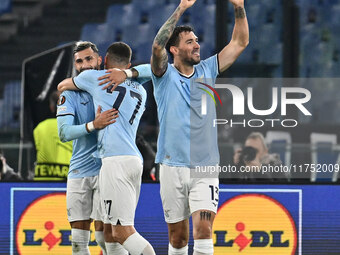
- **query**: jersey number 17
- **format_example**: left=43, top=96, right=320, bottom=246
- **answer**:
left=107, top=86, right=142, bottom=125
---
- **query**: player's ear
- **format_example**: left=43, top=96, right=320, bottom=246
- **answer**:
left=103, top=56, right=107, bottom=68
left=170, top=46, right=178, bottom=57
left=126, top=63, right=131, bottom=69
left=98, top=56, right=103, bottom=66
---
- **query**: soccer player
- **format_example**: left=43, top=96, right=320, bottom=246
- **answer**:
left=58, top=42, right=155, bottom=255
left=57, top=41, right=120, bottom=255
left=150, top=0, right=249, bottom=254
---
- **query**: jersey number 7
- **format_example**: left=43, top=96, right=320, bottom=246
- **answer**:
left=107, top=86, right=142, bottom=125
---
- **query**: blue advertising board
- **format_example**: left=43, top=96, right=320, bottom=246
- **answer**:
left=0, top=182, right=339, bottom=254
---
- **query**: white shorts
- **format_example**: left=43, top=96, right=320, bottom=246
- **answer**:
left=66, top=175, right=102, bottom=222
left=99, top=155, right=143, bottom=226
left=160, top=164, right=219, bottom=223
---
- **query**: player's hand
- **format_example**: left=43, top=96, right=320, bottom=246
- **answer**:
left=229, top=0, right=244, bottom=8
left=179, top=0, right=197, bottom=10
left=98, top=68, right=127, bottom=92
left=93, top=106, right=119, bottom=130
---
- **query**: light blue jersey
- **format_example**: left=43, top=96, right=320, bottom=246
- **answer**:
left=73, top=70, right=147, bottom=160
left=152, top=55, right=220, bottom=167
left=57, top=90, right=101, bottom=178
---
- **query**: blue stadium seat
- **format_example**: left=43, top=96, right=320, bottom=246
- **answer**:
left=330, top=4, right=340, bottom=24
left=266, top=131, right=292, bottom=167
left=80, top=23, right=118, bottom=57
left=120, top=4, right=150, bottom=26
left=106, top=4, right=131, bottom=25
left=132, top=0, right=164, bottom=9
left=204, top=22, right=215, bottom=49
left=3, top=81, right=21, bottom=129
left=0, top=99, right=4, bottom=128
left=134, top=42, right=152, bottom=63
left=192, top=3, right=215, bottom=28
left=80, top=23, right=114, bottom=45
left=137, top=23, right=156, bottom=45
left=260, top=43, right=282, bottom=65
left=310, top=133, right=339, bottom=182
left=121, top=24, right=143, bottom=49
left=246, top=4, right=264, bottom=28
left=149, top=3, right=177, bottom=27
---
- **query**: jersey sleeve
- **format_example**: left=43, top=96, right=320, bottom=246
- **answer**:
left=133, top=64, right=152, bottom=84
left=151, top=63, right=171, bottom=87
left=57, top=114, right=88, bottom=142
left=73, top=70, right=96, bottom=94
left=201, top=54, right=219, bottom=78
left=56, top=91, right=75, bottom=117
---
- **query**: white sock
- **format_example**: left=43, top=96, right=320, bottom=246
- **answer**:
left=71, top=229, right=90, bottom=255
left=169, top=243, right=188, bottom=255
left=95, top=231, right=107, bottom=255
left=105, top=242, right=128, bottom=255
left=193, top=239, right=214, bottom=255
left=123, top=232, right=155, bottom=255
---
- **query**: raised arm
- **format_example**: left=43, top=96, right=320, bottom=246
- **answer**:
left=218, top=0, right=249, bottom=73
left=57, top=78, right=79, bottom=92
left=151, top=0, right=196, bottom=77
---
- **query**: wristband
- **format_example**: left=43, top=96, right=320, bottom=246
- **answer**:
left=86, top=121, right=95, bottom=133
left=124, top=69, right=133, bottom=78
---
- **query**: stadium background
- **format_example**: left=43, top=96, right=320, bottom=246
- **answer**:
left=1, top=0, right=340, bottom=254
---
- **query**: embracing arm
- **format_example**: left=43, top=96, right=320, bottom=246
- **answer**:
left=151, top=0, right=196, bottom=77
left=57, top=106, right=118, bottom=142
left=218, top=0, right=249, bottom=73
left=57, top=115, right=88, bottom=142
left=98, top=64, right=152, bottom=91
left=57, top=78, right=79, bottom=93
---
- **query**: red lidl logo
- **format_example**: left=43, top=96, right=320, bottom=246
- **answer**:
left=213, top=194, right=297, bottom=254
left=16, top=193, right=101, bottom=254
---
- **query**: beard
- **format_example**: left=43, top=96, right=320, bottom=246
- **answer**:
left=76, top=63, right=100, bottom=75
left=184, top=56, right=200, bottom=66
left=182, top=51, right=200, bottom=66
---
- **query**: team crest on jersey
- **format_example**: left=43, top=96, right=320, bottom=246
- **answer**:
left=57, top=96, right=66, bottom=106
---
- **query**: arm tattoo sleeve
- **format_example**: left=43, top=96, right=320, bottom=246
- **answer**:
left=154, top=6, right=183, bottom=48
left=235, top=6, right=246, bottom=19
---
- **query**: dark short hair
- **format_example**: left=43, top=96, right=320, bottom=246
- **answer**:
left=166, top=25, right=195, bottom=58
left=106, top=42, right=132, bottom=65
left=73, top=41, right=99, bottom=55
left=49, top=90, right=60, bottom=105
left=49, top=90, right=61, bottom=113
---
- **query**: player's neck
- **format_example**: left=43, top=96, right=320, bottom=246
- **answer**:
left=173, top=61, right=194, bottom=77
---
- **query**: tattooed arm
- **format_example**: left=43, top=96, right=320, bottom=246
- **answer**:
left=151, top=0, right=196, bottom=77
left=218, top=0, right=249, bottom=73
